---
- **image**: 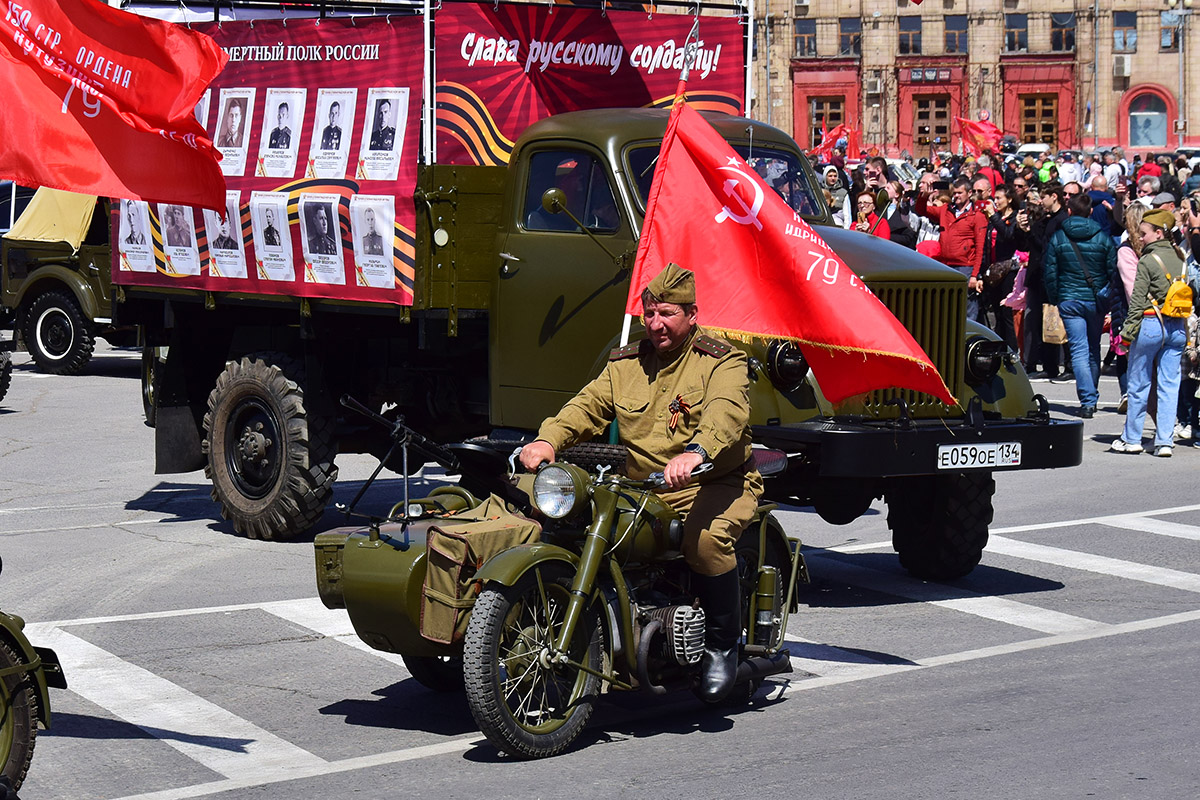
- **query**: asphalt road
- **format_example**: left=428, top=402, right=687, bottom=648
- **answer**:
left=2, top=341, right=1199, bottom=800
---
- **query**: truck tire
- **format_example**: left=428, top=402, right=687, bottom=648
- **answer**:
left=885, top=472, right=995, bottom=580
left=0, top=352, right=10, bottom=404
left=141, top=345, right=158, bottom=428
left=202, top=353, right=337, bottom=540
left=21, top=290, right=95, bottom=375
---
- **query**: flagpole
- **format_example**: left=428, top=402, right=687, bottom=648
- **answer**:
left=618, top=18, right=701, bottom=348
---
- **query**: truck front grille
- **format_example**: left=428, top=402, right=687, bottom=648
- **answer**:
left=852, top=280, right=966, bottom=417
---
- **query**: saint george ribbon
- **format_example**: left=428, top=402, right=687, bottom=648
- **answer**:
left=0, top=0, right=227, bottom=209
left=627, top=94, right=955, bottom=406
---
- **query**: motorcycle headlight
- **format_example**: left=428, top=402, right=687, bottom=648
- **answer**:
left=532, top=464, right=589, bottom=519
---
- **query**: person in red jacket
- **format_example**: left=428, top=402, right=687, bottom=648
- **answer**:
left=853, top=192, right=891, bottom=240
left=919, top=176, right=987, bottom=319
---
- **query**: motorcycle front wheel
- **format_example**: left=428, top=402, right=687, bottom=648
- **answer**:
left=0, top=639, right=38, bottom=793
left=462, top=566, right=604, bottom=759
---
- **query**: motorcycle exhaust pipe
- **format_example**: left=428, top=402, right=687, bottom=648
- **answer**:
left=734, top=650, right=792, bottom=684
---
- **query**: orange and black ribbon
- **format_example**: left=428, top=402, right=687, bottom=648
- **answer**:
left=668, top=394, right=691, bottom=432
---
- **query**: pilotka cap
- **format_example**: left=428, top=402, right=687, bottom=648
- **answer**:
left=1143, top=208, right=1176, bottom=231
left=643, top=262, right=696, bottom=305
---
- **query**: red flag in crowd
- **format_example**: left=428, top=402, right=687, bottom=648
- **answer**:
left=810, top=121, right=846, bottom=160
left=955, top=116, right=1003, bottom=157
left=627, top=98, right=955, bottom=406
left=0, top=0, right=227, bottom=209
left=845, top=126, right=862, bottom=160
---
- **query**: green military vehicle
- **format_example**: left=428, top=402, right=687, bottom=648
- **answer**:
left=118, top=108, right=1082, bottom=580
left=1, top=187, right=137, bottom=375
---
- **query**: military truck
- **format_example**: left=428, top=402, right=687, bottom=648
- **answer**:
left=110, top=104, right=1081, bottom=580
left=1, top=189, right=137, bottom=374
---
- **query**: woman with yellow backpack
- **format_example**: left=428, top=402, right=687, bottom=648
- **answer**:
left=1110, top=208, right=1194, bottom=456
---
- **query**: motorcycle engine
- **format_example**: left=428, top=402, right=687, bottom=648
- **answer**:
left=643, top=605, right=706, bottom=665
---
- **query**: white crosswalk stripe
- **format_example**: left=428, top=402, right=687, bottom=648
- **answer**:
left=987, top=535, right=1200, bottom=593
left=1097, top=515, right=1200, bottom=541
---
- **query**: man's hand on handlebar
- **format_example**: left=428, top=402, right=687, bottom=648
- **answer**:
left=662, top=451, right=705, bottom=491
left=519, top=440, right=556, bottom=472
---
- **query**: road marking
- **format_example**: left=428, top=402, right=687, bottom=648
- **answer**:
left=260, top=597, right=409, bottom=668
left=33, top=627, right=327, bottom=781
left=987, top=535, right=1200, bottom=593
left=809, top=555, right=1104, bottom=634
left=1098, top=516, right=1200, bottom=541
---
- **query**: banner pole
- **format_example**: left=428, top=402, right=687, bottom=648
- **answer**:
left=744, top=0, right=752, bottom=118
left=423, top=0, right=435, bottom=164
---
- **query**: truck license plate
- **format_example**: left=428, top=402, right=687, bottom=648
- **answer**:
left=936, top=442, right=1021, bottom=470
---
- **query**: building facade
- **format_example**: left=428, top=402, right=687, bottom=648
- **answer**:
left=750, top=0, right=1200, bottom=159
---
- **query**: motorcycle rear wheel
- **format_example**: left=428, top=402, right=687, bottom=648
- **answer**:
left=463, top=567, right=604, bottom=759
left=0, top=639, right=38, bottom=793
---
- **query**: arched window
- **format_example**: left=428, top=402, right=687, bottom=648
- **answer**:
left=1129, top=93, right=1168, bottom=147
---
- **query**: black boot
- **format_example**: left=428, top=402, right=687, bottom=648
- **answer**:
left=693, top=568, right=741, bottom=703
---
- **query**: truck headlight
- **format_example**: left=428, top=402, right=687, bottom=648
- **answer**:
left=965, top=337, right=1008, bottom=385
left=532, top=464, right=589, bottom=519
left=766, top=340, right=809, bottom=391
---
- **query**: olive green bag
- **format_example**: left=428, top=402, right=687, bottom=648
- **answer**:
left=420, top=496, right=541, bottom=644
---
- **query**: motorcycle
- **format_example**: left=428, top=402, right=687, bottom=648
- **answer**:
left=0, top=558, right=66, bottom=796
left=315, top=397, right=808, bottom=758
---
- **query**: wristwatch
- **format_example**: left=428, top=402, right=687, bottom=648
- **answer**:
left=683, top=442, right=709, bottom=463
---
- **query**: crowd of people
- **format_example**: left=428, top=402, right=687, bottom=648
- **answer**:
left=818, top=147, right=1200, bottom=457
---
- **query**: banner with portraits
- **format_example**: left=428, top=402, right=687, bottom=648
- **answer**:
left=112, top=17, right=422, bottom=306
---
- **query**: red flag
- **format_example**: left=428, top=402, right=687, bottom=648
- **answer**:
left=955, top=116, right=1003, bottom=158
left=627, top=101, right=955, bottom=406
left=810, top=122, right=846, bottom=160
left=0, top=0, right=227, bottom=209
left=845, top=126, right=862, bottom=161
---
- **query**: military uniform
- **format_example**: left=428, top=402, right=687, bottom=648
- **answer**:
left=535, top=325, right=762, bottom=576
left=269, top=126, right=291, bottom=149
left=370, top=126, right=395, bottom=151
left=263, top=224, right=281, bottom=247
left=363, top=231, right=385, bottom=255
left=320, top=125, right=342, bottom=150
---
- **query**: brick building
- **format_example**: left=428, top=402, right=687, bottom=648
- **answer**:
left=749, top=0, right=1200, bottom=159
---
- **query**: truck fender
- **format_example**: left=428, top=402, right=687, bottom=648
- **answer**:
left=12, top=266, right=102, bottom=323
left=0, top=613, right=55, bottom=729
left=473, top=543, right=580, bottom=588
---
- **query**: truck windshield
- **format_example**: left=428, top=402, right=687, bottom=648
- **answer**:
left=625, top=144, right=825, bottom=220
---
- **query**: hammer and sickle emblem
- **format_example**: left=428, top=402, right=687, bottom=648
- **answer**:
left=713, top=164, right=764, bottom=230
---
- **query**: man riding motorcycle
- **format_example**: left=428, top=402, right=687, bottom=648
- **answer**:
left=519, top=262, right=763, bottom=702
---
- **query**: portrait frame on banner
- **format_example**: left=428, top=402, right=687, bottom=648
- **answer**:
left=299, top=193, right=345, bottom=285
left=202, top=190, right=248, bottom=279
left=308, top=87, right=357, bottom=179
left=257, top=87, right=307, bottom=179
left=157, top=204, right=201, bottom=276
left=117, top=199, right=155, bottom=273
left=357, top=87, right=408, bottom=182
left=249, top=191, right=295, bottom=282
left=194, top=89, right=211, bottom=129
left=215, top=87, right=256, bottom=176
left=349, top=194, right=396, bottom=289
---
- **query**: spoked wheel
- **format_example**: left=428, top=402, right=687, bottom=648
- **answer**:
left=723, top=524, right=793, bottom=705
left=0, top=640, right=38, bottom=793
left=402, top=655, right=464, bottom=693
left=463, top=567, right=604, bottom=759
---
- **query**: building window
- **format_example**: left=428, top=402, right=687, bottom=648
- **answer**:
left=839, top=18, right=861, bottom=56
left=794, top=18, right=816, bottom=57
left=913, top=95, right=950, bottom=150
left=1129, top=93, right=1168, bottom=147
left=1051, top=13, right=1075, bottom=52
left=898, top=16, right=922, bottom=55
left=1020, top=95, right=1058, bottom=146
left=1161, top=12, right=1181, bottom=52
left=809, top=97, right=845, bottom=149
left=1005, top=14, right=1028, bottom=52
left=944, top=16, right=967, bottom=54
left=1113, top=11, right=1138, bottom=53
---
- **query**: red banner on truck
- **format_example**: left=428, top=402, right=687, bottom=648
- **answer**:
left=434, top=5, right=744, bottom=166
left=112, top=17, right=423, bottom=305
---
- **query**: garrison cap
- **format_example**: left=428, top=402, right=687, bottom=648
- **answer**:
left=643, top=262, right=696, bottom=305
left=1143, top=208, right=1176, bottom=230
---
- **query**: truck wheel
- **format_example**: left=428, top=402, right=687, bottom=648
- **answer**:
left=0, top=638, right=38, bottom=793
left=21, top=291, right=95, bottom=375
left=0, top=352, right=11, bottom=404
left=885, top=473, right=995, bottom=580
left=141, top=346, right=158, bottom=427
left=402, top=655, right=464, bottom=693
left=202, top=353, right=337, bottom=540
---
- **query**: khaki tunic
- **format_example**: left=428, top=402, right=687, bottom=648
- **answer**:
left=536, top=326, right=762, bottom=575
